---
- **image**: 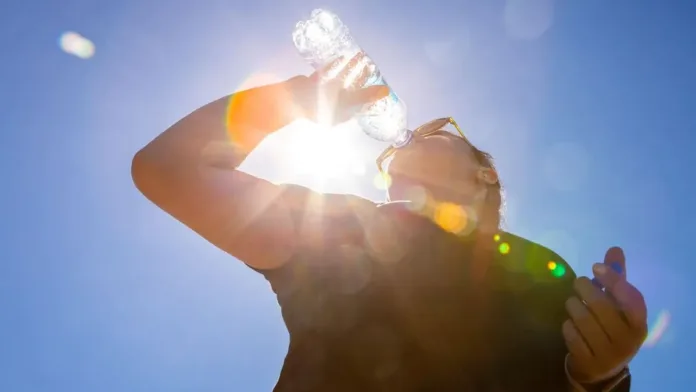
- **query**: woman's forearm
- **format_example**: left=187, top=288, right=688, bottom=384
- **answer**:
left=132, top=81, right=297, bottom=181
left=222, top=81, right=298, bottom=157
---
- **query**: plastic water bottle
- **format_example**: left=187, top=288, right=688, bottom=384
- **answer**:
left=292, top=9, right=411, bottom=147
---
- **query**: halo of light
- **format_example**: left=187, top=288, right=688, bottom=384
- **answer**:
left=404, top=185, right=429, bottom=212
left=374, top=172, right=392, bottom=190
left=645, top=310, right=671, bottom=347
left=434, top=202, right=468, bottom=234
left=227, top=69, right=364, bottom=186
left=59, top=31, right=95, bottom=59
left=351, top=161, right=366, bottom=176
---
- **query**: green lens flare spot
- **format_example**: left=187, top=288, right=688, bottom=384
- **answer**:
left=551, top=264, right=566, bottom=278
left=498, top=242, right=510, bottom=254
left=547, top=261, right=566, bottom=278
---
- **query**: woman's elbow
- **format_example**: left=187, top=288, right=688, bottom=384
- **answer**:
left=131, top=145, right=162, bottom=200
left=131, top=147, right=148, bottom=192
left=130, top=138, right=199, bottom=208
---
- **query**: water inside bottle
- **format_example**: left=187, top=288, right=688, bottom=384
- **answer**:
left=293, top=9, right=409, bottom=145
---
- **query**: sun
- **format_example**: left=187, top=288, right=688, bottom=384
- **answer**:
left=231, top=72, right=369, bottom=192
left=271, top=119, right=367, bottom=190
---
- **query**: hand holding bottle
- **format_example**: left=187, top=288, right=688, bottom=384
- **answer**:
left=287, top=54, right=390, bottom=126
left=293, top=9, right=409, bottom=145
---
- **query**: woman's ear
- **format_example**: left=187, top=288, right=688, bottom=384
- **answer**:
left=477, top=167, right=498, bottom=185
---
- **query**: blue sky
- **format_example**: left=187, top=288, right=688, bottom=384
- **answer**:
left=1, top=0, right=694, bottom=391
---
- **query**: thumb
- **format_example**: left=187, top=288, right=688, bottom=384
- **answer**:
left=604, top=246, right=627, bottom=279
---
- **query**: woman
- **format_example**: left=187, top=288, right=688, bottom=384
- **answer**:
left=131, top=59, right=647, bottom=391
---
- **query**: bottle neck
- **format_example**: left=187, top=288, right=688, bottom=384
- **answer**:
left=392, top=129, right=413, bottom=148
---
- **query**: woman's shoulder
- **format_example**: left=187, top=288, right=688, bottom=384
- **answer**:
left=495, top=231, right=577, bottom=284
left=490, top=232, right=577, bottom=338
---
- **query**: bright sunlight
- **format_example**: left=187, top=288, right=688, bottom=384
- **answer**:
left=233, top=70, right=369, bottom=192
left=239, top=118, right=368, bottom=193
left=283, top=120, right=366, bottom=182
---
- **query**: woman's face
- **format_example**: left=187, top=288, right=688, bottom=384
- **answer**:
left=387, top=133, right=486, bottom=206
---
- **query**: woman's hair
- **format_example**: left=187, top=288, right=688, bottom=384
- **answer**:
left=471, top=148, right=504, bottom=232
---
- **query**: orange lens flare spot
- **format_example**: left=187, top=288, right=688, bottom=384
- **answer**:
left=225, top=94, right=246, bottom=146
left=434, top=202, right=468, bottom=234
left=225, top=79, right=296, bottom=152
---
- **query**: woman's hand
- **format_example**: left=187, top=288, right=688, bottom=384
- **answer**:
left=562, top=247, right=648, bottom=384
left=286, top=53, right=390, bottom=125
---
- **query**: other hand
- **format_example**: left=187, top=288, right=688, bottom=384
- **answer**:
left=562, top=247, right=648, bottom=384
left=286, top=53, right=390, bottom=125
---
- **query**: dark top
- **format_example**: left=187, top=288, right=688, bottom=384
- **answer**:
left=252, top=191, right=615, bottom=391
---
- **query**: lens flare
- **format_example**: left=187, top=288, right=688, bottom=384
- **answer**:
left=551, top=264, right=566, bottom=278
left=374, top=172, right=392, bottom=190
left=59, top=31, right=95, bottom=59
left=225, top=72, right=290, bottom=152
left=499, top=242, right=511, bottom=255
left=645, top=310, right=671, bottom=347
left=404, top=185, right=429, bottom=212
left=434, top=202, right=468, bottom=234
left=548, top=261, right=566, bottom=278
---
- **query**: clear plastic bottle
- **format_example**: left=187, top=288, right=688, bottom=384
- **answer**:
left=292, top=9, right=411, bottom=147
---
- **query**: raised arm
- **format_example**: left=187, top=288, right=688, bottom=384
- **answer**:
left=131, top=63, right=388, bottom=270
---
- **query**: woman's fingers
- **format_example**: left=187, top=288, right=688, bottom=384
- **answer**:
left=313, top=56, right=346, bottom=80
left=563, top=319, right=593, bottom=359
left=337, top=52, right=370, bottom=89
left=340, top=85, right=389, bottom=107
left=298, top=52, right=388, bottom=124
left=331, top=85, right=389, bottom=123
left=314, top=52, right=370, bottom=87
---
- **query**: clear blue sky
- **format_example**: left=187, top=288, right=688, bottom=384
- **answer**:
left=1, top=0, right=694, bottom=391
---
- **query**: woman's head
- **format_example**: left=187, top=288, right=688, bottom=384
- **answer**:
left=385, top=130, right=502, bottom=233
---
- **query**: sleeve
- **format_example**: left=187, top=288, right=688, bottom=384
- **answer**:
left=617, top=374, right=631, bottom=391
left=570, top=370, right=631, bottom=391
left=601, top=372, right=631, bottom=392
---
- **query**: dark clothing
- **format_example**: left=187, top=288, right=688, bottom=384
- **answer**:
left=253, top=194, right=607, bottom=391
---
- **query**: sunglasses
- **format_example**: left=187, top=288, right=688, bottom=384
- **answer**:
left=375, top=117, right=468, bottom=173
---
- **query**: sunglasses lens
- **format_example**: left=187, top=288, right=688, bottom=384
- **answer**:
left=414, top=118, right=450, bottom=136
left=378, top=118, right=455, bottom=170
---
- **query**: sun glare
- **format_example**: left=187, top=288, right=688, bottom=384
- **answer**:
left=276, top=119, right=366, bottom=188
left=232, top=70, right=369, bottom=192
